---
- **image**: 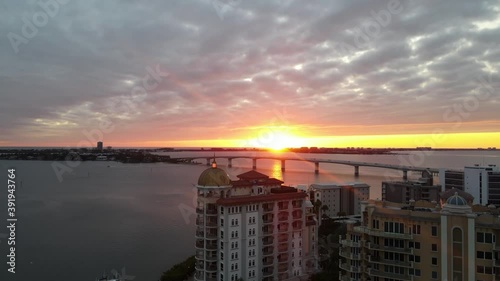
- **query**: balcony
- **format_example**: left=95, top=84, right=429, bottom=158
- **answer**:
left=354, top=226, right=413, bottom=239
left=292, top=221, right=302, bottom=230
left=292, top=200, right=302, bottom=208
left=195, top=252, right=204, bottom=260
left=278, top=215, right=288, bottom=222
left=278, top=202, right=289, bottom=210
left=263, top=247, right=274, bottom=256
left=206, top=242, right=217, bottom=250
left=339, top=249, right=360, bottom=260
left=263, top=238, right=274, bottom=246
left=263, top=268, right=274, bottom=277
left=196, top=207, right=203, bottom=214
left=205, top=254, right=217, bottom=261
left=368, top=268, right=413, bottom=281
left=195, top=262, right=204, bottom=270
left=368, top=255, right=413, bottom=267
left=196, top=217, right=204, bottom=225
left=206, top=232, right=218, bottom=239
left=195, top=231, right=204, bottom=238
left=263, top=226, right=274, bottom=235
left=278, top=254, right=289, bottom=262
left=263, top=258, right=273, bottom=266
left=194, top=271, right=204, bottom=281
left=278, top=223, right=288, bottom=233
left=292, top=210, right=302, bottom=219
left=339, top=263, right=361, bottom=273
left=263, top=204, right=274, bottom=212
left=206, top=220, right=217, bottom=227
left=339, top=239, right=361, bottom=248
left=278, top=263, right=288, bottom=273
left=366, top=242, right=413, bottom=254
left=278, top=234, right=288, bottom=243
left=278, top=243, right=288, bottom=253
left=206, top=264, right=217, bottom=272
left=263, top=215, right=274, bottom=224
left=196, top=240, right=204, bottom=249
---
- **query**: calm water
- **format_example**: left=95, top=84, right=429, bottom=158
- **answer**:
left=0, top=150, right=499, bottom=281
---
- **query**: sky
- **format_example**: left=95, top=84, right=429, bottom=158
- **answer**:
left=1, top=0, right=499, bottom=149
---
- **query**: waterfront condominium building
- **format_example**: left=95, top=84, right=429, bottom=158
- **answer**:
left=194, top=161, right=319, bottom=281
left=440, top=164, right=500, bottom=206
left=309, top=183, right=370, bottom=217
left=381, top=179, right=441, bottom=204
left=338, top=191, right=500, bottom=281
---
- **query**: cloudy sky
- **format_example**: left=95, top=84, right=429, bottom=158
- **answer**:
left=1, top=0, right=499, bottom=148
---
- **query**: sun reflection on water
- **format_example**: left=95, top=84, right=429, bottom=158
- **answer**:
left=271, top=161, right=283, bottom=181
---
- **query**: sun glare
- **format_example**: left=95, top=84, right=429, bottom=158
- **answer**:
left=248, top=128, right=305, bottom=151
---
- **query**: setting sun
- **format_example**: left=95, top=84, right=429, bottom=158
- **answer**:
left=246, top=127, right=306, bottom=151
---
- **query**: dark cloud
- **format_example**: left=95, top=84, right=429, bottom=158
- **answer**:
left=1, top=0, right=499, bottom=146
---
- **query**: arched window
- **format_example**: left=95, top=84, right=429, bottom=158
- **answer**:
left=452, top=228, right=463, bottom=281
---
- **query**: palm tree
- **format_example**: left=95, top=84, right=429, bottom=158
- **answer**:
left=321, top=205, right=329, bottom=218
left=313, top=199, right=322, bottom=214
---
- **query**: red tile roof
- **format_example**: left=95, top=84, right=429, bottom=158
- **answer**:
left=231, top=178, right=284, bottom=187
left=237, top=170, right=269, bottom=180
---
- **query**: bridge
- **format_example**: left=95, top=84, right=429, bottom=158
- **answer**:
left=171, top=156, right=440, bottom=180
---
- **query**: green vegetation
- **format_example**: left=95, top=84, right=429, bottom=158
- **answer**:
left=311, top=219, right=348, bottom=281
left=159, top=255, right=195, bottom=281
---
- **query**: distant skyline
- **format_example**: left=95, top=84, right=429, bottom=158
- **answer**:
left=1, top=0, right=499, bottom=149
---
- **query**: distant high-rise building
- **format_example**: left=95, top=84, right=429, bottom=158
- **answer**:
left=97, top=141, right=103, bottom=151
left=309, top=183, right=369, bottom=217
left=439, top=168, right=464, bottom=190
left=382, top=179, right=441, bottom=204
left=194, top=161, right=318, bottom=281
left=440, top=165, right=500, bottom=206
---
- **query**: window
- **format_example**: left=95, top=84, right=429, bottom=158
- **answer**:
left=453, top=228, right=463, bottom=281
left=477, top=232, right=495, bottom=243
left=432, top=271, right=438, bottom=279
left=431, top=226, right=438, bottom=236
left=415, top=269, right=421, bottom=276
left=412, top=224, right=421, bottom=234
left=432, top=257, right=437, bottom=265
left=432, top=244, right=437, bottom=252
left=384, top=222, right=404, bottom=233
left=477, top=251, right=493, bottom=259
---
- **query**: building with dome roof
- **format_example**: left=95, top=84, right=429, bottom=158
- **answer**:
left=339, top=190, right=500, bottom=281
left=194, top=161, right=319, bottom=281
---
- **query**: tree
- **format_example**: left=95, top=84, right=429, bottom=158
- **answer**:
left=313, top=199, right=322, bottom=214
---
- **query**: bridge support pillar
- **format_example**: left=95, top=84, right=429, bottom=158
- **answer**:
left=252, top=159, right=257, bottom=170
left=354, top=166, right=359, bottom=177
left=281, top=160, right=286, bottom=172
left=403, top=170, right=408, bottom=180
left=315, top=162, right=319, bottom=174
left=228, top=158, right=232, bottom=168
left=206, top=158, right=211, bottom=166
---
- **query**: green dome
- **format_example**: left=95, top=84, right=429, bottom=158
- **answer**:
left=198, top=166, right=231, bottom=186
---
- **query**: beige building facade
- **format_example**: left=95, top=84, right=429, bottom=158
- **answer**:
left=339, top=192, right=500, bottom=281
